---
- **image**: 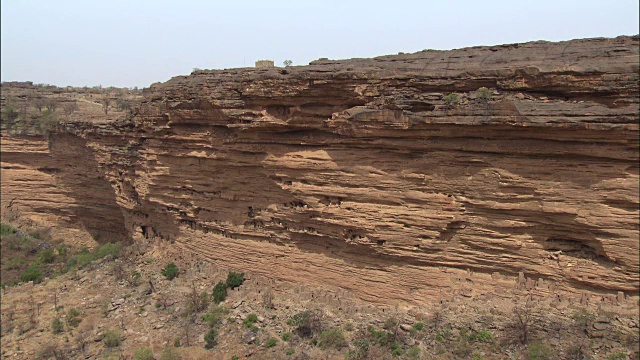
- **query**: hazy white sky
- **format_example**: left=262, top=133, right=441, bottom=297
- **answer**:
left=1, top=0, right=638, bottom=88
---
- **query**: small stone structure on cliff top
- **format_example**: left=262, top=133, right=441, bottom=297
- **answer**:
left=255, top=59, right=274, bottom=68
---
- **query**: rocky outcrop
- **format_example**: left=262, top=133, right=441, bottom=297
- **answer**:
left=1, top=35, right=638, bottom=305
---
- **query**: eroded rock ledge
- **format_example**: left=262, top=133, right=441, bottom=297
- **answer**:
left=2, top=35, right=638, bottom=305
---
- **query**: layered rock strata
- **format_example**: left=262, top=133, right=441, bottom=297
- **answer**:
left=1, top=35, right=638, bottom=305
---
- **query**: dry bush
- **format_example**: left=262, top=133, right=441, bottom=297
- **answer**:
left=287, top=309, right=324, bottom=338
left=262, top=287, right=273, bottom=309
left=506, top=304, right=537, bottom=345
left=75, top=318, right=95, bottom=353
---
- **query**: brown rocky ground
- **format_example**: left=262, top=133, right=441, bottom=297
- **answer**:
left=1, top=221, right=638, bottom=360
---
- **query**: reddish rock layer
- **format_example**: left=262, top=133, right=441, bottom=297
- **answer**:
left=2, top=35, right=638, bottom=305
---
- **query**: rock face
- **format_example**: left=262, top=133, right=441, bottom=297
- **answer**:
left=1, top=35, right=638, bottom=305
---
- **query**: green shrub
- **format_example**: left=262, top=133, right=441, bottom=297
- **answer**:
left=133, top=347, right=154, bottom=360
left=475, top=87, right=493, bottom=103
left=66, top=307, right=82, bottom=327
left=412, top=322, right=424, bottom=331
left=573, top=308, right=596, bottom=334
left=287, top=310, right=322, bottom=338
left=266, top=337, right=277, bottom=348
left=443, top=93, right=460, bottom=108
left=160, top=347, right=180, bottom=360
left=451, top=339, right=472, bottom=358
left=202, top=305, right=229, bottom=328
left=56, top=244, right=68, bottom=259
left=204, top=328, right=217, bottom=349
left=173, top=338, right=181, bottom=347
left=470, top=330, right=493, bottom=343
left=130, top=271, right=142, bottom=286
left=64, top=243, right=120, bottom=271
left=286, top=349, right=295, bottom=356
left=407, top=346, right=421, bottom=359
left=383, top=317, right=399, bottom=331
left=232, top=356, right=240, bottom=360
left=51, top=317, right=63, bottom=334
left=282, top=332, right=292, bottom=341
left=317, top=327, right=346, bottom=350
left=212, top=281, right=227, bottom=304
left=243, top=313, right=258, bottom=328
left=607, top=353, right=628, bottom=360
left=225, top=271, right=245, bottom=289
left=527, top=340, right=552, bottom=360
left=391, top=347, right=403, bottom=357
left=0, top=223, right=17, bottom=236
left=39, top=249, right=55, bottom=264
left=102, top=329, right=122, bottom=348
left=161, top=263, right=179, bottom=280
left=368, top=326, right=391, bottom=346
left=5, top=257, right=25, bottom=270
left=20, top=264, right=43, bottom=283
left=94, top=242, right=121, bottom=259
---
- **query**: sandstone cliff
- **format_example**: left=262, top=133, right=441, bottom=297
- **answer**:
left=1, top=35, right=638, bottom=306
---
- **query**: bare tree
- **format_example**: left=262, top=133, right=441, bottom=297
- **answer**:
left=262, top=287, right=274, bottom=309
left=508, top=305, right=535, bottom=345
left=75, top=319, right=94, bottom=353
left=34, top=98, right=46, bottom=113
left=62, top=103, right=79, bottom=118
left=102, top=98, right=111, bottom=115
left=45, top=99, right=58, bottom=112
left=183, top=316, right=193, bottom=346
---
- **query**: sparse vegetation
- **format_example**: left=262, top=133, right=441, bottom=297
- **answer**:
left=202, top=305, right=229, bottom=328
left=573, top=308, right=596, bottom=334
left=39, top=248, right=55, bottom=263
left=317, top=327, right=346, bottom=350
left=243, top=313, right=259, bottom=329
left=161, top=263, right=179, bottom=280
left=51, top=317, right=64, bottom=334
left=443, top=93, right=460, bottom=108
left=133, top=347, right=155, bottom=360
left=66, top=307, right=82, bottom=327
left=204, top=328, right=218, bottom=349
left=160, top=346, right=180, bottom=360
left=287, top=310, right=323, bottom=338
left=282, top=332, right=293, bottom=342
left=62, top=102, right=79, bottom=118
left=509, top=305, right=534, bottom=345
left=407, top=346, right=421, bottom=359
left=526, top=340, right=552, bottom=360
left=266, top=337, right=278, bottom=348
left=475, top=87, right=493, bottom=104
left=225, top=271, right=245, bottom=289
left=66, top=242, right=121, bottom=270
left=20, top=264, right=43, bottom=283
left=102, top=328, right=123, bottom=348
left=286, top=349, right=295, bottom=356
left=469, top=330, right=493, bottom=343
left=607, top=352, right=629, bottom=360
left=212, top=281, right=227, bottom=303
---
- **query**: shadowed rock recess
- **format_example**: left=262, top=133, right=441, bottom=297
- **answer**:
left=2, top=35, right=638, bottom=305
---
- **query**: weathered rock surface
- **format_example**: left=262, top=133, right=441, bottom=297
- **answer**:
left=1, top=35, right=638, bottom=305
